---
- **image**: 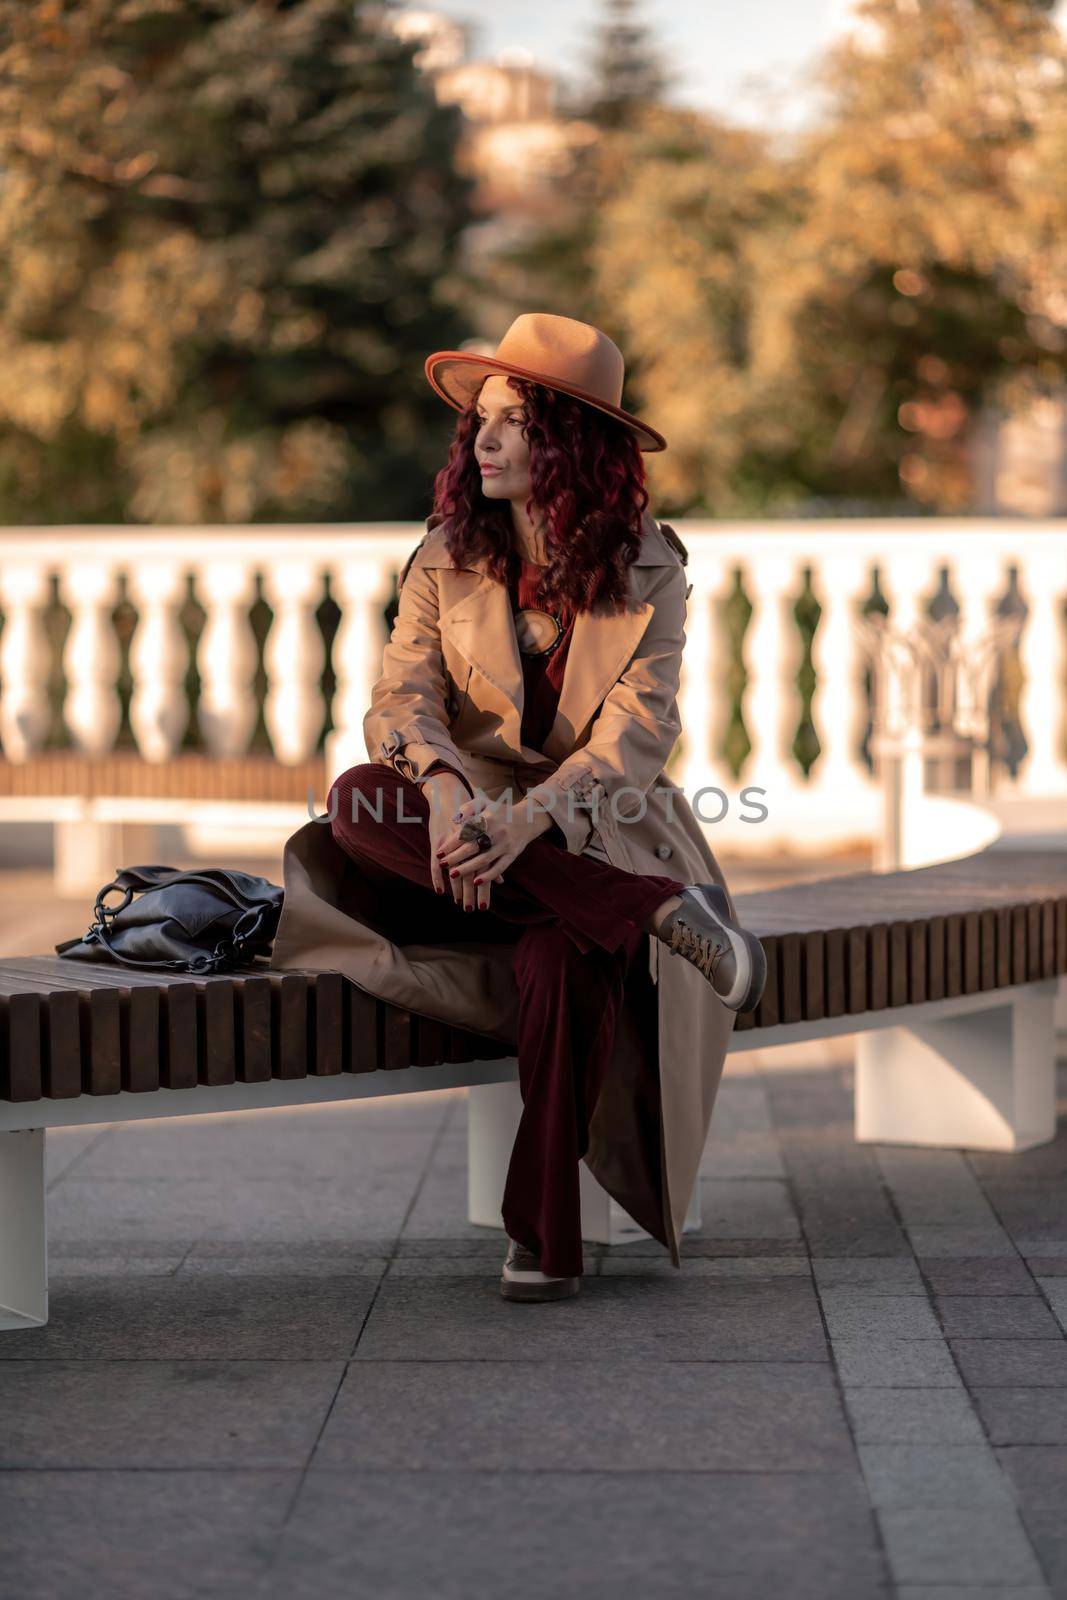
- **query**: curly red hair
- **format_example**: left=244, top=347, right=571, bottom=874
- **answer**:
left=428, top=375, right=651, bottom=615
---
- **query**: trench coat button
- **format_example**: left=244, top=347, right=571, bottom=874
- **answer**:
left=655, top=843, right=673, bottom=861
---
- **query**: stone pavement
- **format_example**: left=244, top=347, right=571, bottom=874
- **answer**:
left=3, top=1035, right=1067, bottom=1600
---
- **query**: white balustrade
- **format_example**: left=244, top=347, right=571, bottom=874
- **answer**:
left=736, top=548, right=809, bottom=846
left=126, top=560, right=189, bottom=761
left=59, top=560, right=122, bottom=755
left=676, top=552, right=736, bottom=808
left=261, top=559, right=326, bottom=764
left=1014, top=542, right=1067, bottom=796
left=805, top=548, right=880, bottom=840
left=0, top=521, right=1061, bottom=861
left=195, top=560, right=259, bottom=758
left=326, top=543, right=400, bottom=786
left=0, top=561, right=52, bottom=760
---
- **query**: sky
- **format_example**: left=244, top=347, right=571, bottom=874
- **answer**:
left=411, top=0, right=1067, bottom=129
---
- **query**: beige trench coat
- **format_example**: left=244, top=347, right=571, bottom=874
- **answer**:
left=269, top=509, right=737, bottom=1264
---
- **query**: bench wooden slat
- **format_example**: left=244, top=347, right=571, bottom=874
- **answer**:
left=825, top=928, right=846, bottom=1018
left=927, top=915, right=946, bottom=1002
left=347, top=985, right=380, bottom=1075
left=868, top=924, right=888, bottom=1012
left=124, top=987, right=161, bottom=1093
left=312, top=971, right=344, bottom=1078
left=271, top=973, right=308, bottom=1081
left=236, top=976, right=273, bottom=1084
left=908, top=919, right=927, bottom=1004
left=779, top=932, right=802, bottom=1025
left=162, top=983, right=199, bottom=1091
left=1012, top=905, right=1028, bottom=985
left=754, top=935, right=780, bottom=1028
left=0, top=993, right=42, bottom=1101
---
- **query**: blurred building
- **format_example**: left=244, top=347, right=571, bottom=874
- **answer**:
left=379, top=8, right=595, bottom=216
left=972, top=394, right=1067, bottom=516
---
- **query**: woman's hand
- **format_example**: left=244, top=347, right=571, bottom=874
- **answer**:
left=420, top=772, right=475, bottom=899
left=437, top=790, right=554, bottom=911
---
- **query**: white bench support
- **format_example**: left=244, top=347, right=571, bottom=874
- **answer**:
left=467, top=1076, right=701, bottom=1245
left=0, top=1129, right=47, bottom=1331
left=855, top=979, right=1059, bottom=1151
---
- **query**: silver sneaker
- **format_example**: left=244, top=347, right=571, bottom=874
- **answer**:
left=658, top=883, right=767, bottom=1012
left=500, top=1238, right=581, bottom=1302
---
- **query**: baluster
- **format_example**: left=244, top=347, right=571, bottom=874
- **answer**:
left=261, top=560, right=326, bottom=764
left=0, top=562, right=53, bottom=759
left=126, top=560, right=190, bottom=762
left=807, top=549, right=880, bottom=821
left=740, top=548, right=806, bottom=830
left=195, top=561, right=258, bottom=757
left=59, top=561, right=121, bottom=754
left=951, top=549, right=1010, bottom=797
left=1015, top=545, right=1067, bottom=796
left=327, top=552, right=397, bottom=785
left=676, top=553, right=736, bottom=809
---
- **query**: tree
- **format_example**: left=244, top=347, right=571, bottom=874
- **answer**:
left=0, top=0, right=478, bottom=523
left=579, top=0, right=679, bottom=131
left=763, top=0, right=1067, bottom=509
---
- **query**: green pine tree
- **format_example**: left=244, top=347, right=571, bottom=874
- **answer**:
left=0, top=0, right=478, bottom=523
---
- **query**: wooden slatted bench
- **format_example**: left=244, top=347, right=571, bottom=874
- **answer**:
left=2, top=842, right=1064, bottom=1331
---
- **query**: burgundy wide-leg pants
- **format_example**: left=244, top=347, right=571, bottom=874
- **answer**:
left=327, top=762, right=687, bottom=1276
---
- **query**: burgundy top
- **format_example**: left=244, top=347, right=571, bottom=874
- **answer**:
left=418, top=557, right=575, bottom=845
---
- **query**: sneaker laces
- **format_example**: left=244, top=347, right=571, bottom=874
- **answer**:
left=668, top=914, right=725, bottom=983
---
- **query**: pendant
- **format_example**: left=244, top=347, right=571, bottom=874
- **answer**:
left=514, top=606, right=563, bottom=656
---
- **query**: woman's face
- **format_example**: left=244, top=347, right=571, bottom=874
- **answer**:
left=473, top=375, right=531, bottom=505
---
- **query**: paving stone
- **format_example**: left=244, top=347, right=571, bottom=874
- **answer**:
left=603, top=1236, right=809, bottom=1259
left=935, top=1296, right=1063, bottom=1340
left=812, top=1256, right=925, bottom=1294
left=401, top=1164, right=517, bottom=1241
left=909, top=1225, right=1018, bottom=1257
left=894, top=1588, right=1048, bottom=1600
left=261, top=1469, right=888, bottom=1600
left=67, top=1117, right=438, bottom=1182
left=973, top=1387, right=1067, bottom=1445
left=832, top=1337, right=962, bottom=1388
left=775, top=1141, right=909, bottom=1257
left=981, top=1182, right=1067, bottom=1243
left=599, top=1255, right=809, bottom=1278
left=50, top=1253, right=188, bottom=1278
left=691, top=1178, right=802, bottom=1240
left=921, top=1257, right=1037, bottom=1296
left=1022, top=1255, right=1067, bottom=1276
left=844, top=1387, right=986, bottom=1445
left=950, top=1339, right=1067, bottom=1387
left=316, top=1360, right=856, bottom=1472
left=819, top=1289, right=943, bottom=1340
left=48, top=1173, right=417, bottom=1245
left=0, top=1359, right=342, bottom=1468
left=996, top=1443, right=1067, bottom=1591
left=0, top=1469, right=294, bottom=1599
left=353, top=1275, right=830, bottom=1363
left=0, top=1275, right=377, bottom=1361
left=45, top=1124, right=114, bottom=1183
left=875, top=1150, right=1000, bottom=1230
left=180, top=1252, right=390, bottom=1278
left=1036, top=1278, right=1067, bottom=1335
left=857, top=1442, right=1017, bottom=1510
left=877, top=1505, right=1045, bottom=1587
left=997, top=1444, right=1067, bottom=1507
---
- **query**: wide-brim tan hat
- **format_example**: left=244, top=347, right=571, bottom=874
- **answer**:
left=424, top=311, right=667, bottom=453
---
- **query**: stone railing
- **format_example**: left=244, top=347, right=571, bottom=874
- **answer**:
left=0, top=519, right=1063, bottom=858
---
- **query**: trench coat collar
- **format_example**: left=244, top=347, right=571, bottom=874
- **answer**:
left=417, top=510, right=676, bottom=763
